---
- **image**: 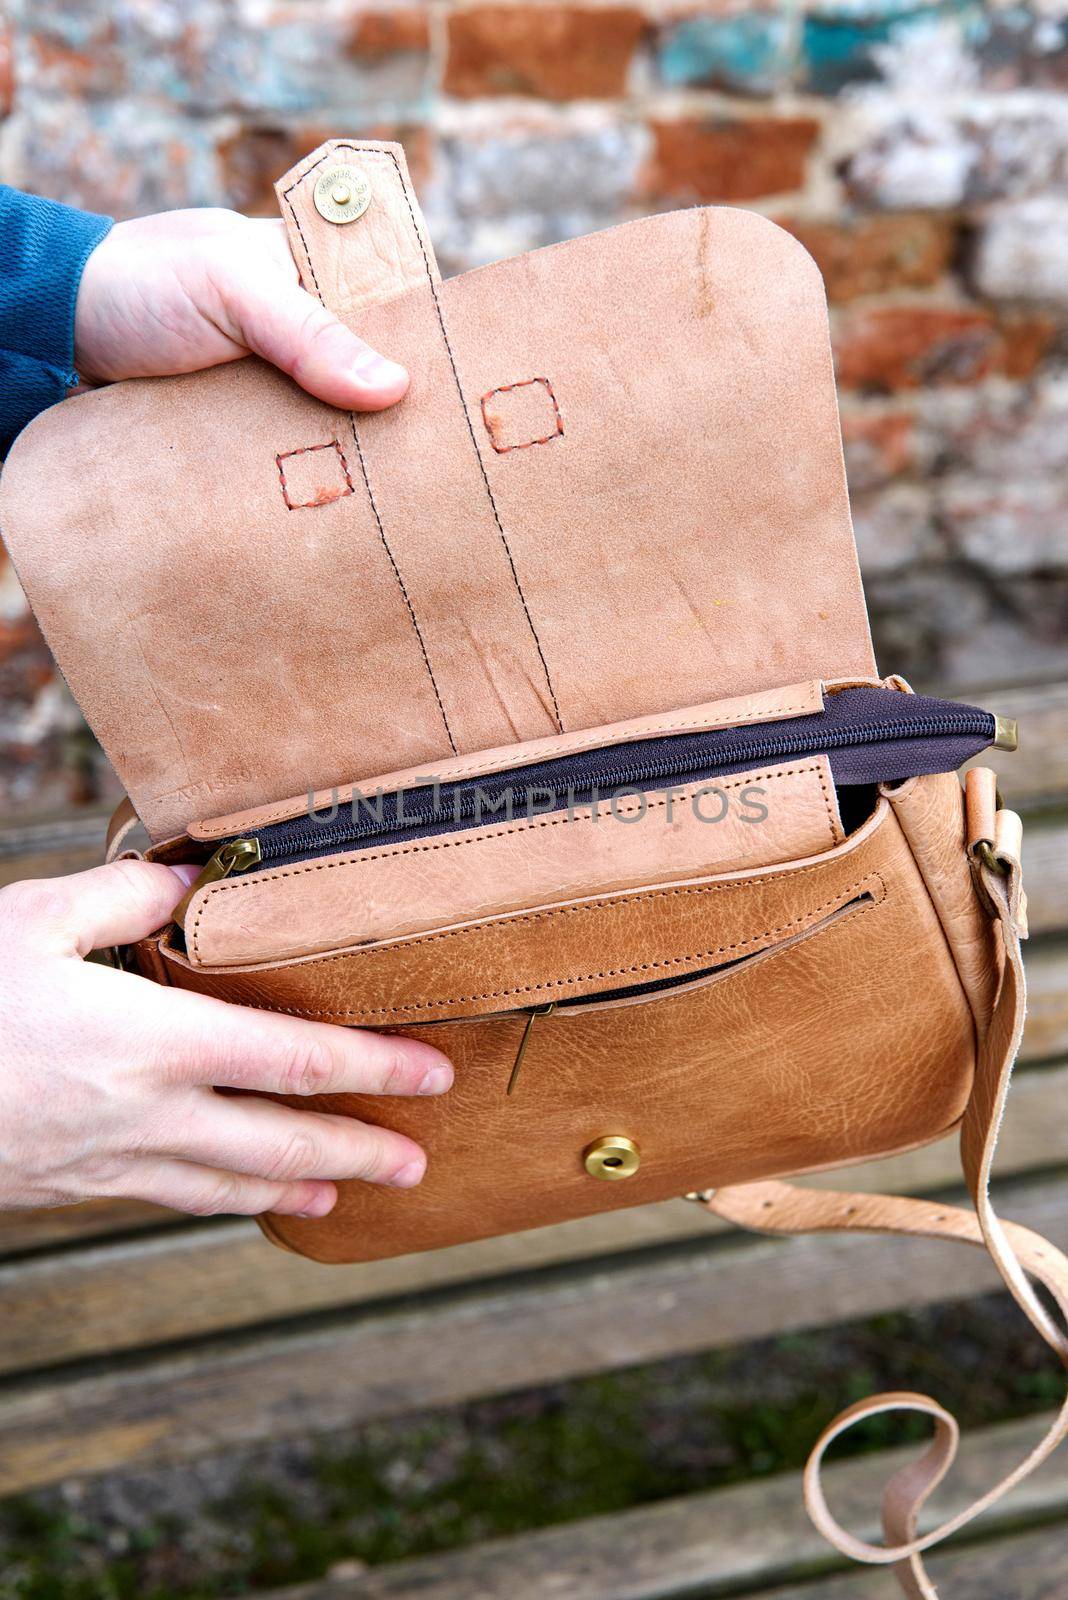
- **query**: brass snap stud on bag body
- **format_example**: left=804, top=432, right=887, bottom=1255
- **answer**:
left=583, top=1135, right=640, bottom=1180
left=313, top=164, right=372, bottom=224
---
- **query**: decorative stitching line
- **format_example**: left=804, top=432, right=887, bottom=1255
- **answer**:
left=189, top=873, right=884, bottom=1016
left=480, top=377, right=564, bottom=454
left=347, top=416, right=457, bottom=752
left=275, top=440, right=355, bottom=511
left=332, top=143, right=564, bottom=732
left=193, top=688, right=823, bottom=836
left=280, top=154, right=457, bottom=755
left=190, top=762, right=834, bottom=952
left=814, top=759, right=842, bottom=849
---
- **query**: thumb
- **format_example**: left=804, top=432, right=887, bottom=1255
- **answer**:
left=232, top=279, right=409, bottom=412
left=12, top=860, right=200, bottom=958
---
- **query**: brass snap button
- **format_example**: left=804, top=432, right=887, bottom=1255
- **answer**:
left=313, top=164, right=372, bottom=225
left=583, top=1135, right=640, bottom=1181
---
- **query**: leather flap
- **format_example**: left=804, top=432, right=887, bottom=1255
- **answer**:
left=0, top=140, right=875, bottom=841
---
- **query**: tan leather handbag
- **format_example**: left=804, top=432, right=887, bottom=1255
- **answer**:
left=1, top=140, right=1065, bottom=1597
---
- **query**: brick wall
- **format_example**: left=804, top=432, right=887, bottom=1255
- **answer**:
left=1, top=0, right=1067, bottom=813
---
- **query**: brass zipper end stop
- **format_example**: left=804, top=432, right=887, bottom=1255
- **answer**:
left=993, top=715, right=1019, bottom=752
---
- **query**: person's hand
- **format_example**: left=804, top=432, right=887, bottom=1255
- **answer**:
left=0, top=860, right=452, bottom=1217
left=73, top=208, right=408, bottom=407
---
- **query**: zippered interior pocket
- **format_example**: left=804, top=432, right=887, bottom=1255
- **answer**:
left=169, top=682, right=1011, bottom=936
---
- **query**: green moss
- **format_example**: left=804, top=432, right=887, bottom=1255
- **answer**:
left=0, top=1292, right=1057, bottom=1600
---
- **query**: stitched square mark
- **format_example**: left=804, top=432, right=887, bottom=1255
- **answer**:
left=276, top=441, right=355, bottom=510
left=480, top=378, right=563, bottom=454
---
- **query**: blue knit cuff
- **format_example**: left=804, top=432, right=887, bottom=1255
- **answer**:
left=0, top=187, right=113, bottom=455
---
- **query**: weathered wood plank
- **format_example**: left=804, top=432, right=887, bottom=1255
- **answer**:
left=965, top=678, right=1068, bottom=805
left=255, top=1411, right=1067, bottom=1600
left=1018, top=811, right=1068, bottom=936
left=1, top=1059, right=1064, bottom=1378
left=0, top=1173, right=1064, bottom=1497
left=1023, top=941, right=1068, bottom=1063
left=0, top=1199, right=173, bottom=1258
left=734, top=1523, right=1067, bottom=1600
left=0, top=806, right=112, bottom=889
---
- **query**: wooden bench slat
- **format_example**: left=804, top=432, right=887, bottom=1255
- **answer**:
left=1, top=1172, right=1064, bottom=1498
left=730, top=1522, right=1067, bottom=1600
left=1024, top=941, right=1068, bottom=1062
left=1018, top=812, right=1068, bottom=936
left=253, top=1411, right=1067, bottom=1600
left=0, top=806, right=111, bottom=889
left=1, top=1058, right=1065, bottom=1378
left=966, top=678, right=1068, bottom=805
left=0, top=1199, right=173, bottom=1257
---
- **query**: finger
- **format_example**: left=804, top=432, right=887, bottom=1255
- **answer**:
left=3, top=858, right=201, bottom=957
left=230, top=280, right=408, bottom=411
left=115, top=1157, right=338, bottom=1219
left=163, top=1092, right=427, bottom=1187
left=157, top=986, right=453, bottom=1098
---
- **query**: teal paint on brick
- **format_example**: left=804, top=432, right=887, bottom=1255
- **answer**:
left=658, top=15, right=796, bottom=95
left=803, top=0, right=984, bottom=94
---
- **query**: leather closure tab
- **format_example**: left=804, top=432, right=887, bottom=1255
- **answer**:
left=275, top=140, right=439, bottom=323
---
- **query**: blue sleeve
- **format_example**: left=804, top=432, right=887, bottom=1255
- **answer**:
left=0, top=186, right=113, bottom=457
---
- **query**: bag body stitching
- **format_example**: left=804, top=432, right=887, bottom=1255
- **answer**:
left=481, top=377, right=564, bottom=453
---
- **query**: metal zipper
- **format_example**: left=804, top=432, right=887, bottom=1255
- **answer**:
left=253, top=707, right=1008, bottom=864
left=174, top=705, right=1015, bottom=916
left=172, top=836, right=262, bottom=930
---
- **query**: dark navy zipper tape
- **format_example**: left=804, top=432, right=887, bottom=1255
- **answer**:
left=230, top=687, right=997, bottom=871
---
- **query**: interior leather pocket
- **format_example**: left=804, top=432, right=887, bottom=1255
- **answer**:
left=156, top=816, right=891, bottom=1027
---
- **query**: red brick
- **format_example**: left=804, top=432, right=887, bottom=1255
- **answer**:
left=445, top=5, right=645, bottom=100
left=349, top=8, right=431, bottom=61
left=217, top=125, right=335, bottom=215
left=779, top=214, right=957, bottom=303
left=998, top=313, right=1058, bottom=380
left=218, top=124, right=431, bottom=216
left=0, top=25, right=14, bottom=116
left=834, top=307, right=1001, bottom=392
left=649, top=116, right=821, bottom=202
left=841, top=409, right=915, bottom=492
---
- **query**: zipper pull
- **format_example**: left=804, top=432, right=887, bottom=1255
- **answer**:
left=506, top=1002, right=556, bottom=1096
left=172, top=837, right=262, bottom=930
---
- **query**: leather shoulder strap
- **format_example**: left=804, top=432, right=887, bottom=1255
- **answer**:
left=702, top=787, right=1068, bottom=1599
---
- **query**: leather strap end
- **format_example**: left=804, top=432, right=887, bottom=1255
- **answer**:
left=274, top=139, right=439, bottom=322
left=964, top=766, right=998, bottom=856
left=104, top=795, right=143, bottom=863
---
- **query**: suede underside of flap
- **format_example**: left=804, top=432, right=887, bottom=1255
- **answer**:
left=0, top=204, right=874, bottom=840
